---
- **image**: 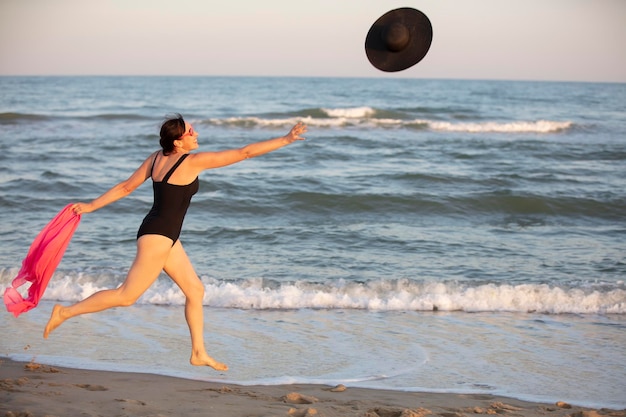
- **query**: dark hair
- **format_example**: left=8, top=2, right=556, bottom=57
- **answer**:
left=159, top=113, right=186, bottom=155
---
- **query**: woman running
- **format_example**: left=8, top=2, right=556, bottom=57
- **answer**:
left=44, top=114, right=307, bottom=371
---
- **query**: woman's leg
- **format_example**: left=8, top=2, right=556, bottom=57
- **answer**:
left=163, top=240, right=228, bottom=371
left=44, top=235, right=172, bottom=338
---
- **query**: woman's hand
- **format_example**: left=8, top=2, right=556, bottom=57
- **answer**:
left=71, top=202, right=94, bottom=215
left=285, top=122, right=307, bottom=143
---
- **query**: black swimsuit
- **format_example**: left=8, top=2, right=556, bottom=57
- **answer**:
left=136, top=153, right=199, bottom=243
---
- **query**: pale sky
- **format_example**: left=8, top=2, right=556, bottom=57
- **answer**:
left=1, top=0, right=625, bottom=82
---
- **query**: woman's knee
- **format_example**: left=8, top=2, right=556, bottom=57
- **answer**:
left=115, top=288, right=142, bottom=307
left=118, top=297, right=138, bottom=307
left=187, top=278, right=205, bottom=301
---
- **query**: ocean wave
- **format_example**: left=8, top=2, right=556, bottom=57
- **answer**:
left=427, top=120, right=573, bottom=133
left=192, top=278, right=626, bottom=314
left=200, top=107, right=573, bottom=134
left=0, top=112, right=50, bottom=124
left=2, top=107, right=572, bottom=134
left=0, top=111, right=154, bottom=124
left=212, top=190, right=625, bottom=220
left=76, top=113, right=152, bottom=121
left=321, top=106, right=376, bottom=119
left=2, top=269, right=623, bottom=314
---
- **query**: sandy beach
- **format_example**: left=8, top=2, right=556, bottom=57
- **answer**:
left=1, top=358, right=623, bottom=417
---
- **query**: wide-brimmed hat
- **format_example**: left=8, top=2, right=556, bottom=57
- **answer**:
left=365, top=7, right=433, bottom=72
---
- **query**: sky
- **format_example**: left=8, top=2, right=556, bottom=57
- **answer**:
left=1, top=0, right=625, bottom=82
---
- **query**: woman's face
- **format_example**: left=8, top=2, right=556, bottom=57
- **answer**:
left=178, top=122, right=199, bottom=151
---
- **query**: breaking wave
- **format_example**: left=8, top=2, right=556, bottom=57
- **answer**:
left=200, top=106, right=573, bottom=133
left=2, top=269, right=623, bottom=315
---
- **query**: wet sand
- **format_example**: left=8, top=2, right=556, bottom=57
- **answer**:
left=1, top=358, right=623, bottom=417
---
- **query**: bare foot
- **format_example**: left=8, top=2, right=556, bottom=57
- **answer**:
left=190, top=352, right=228, bottom=371
left=43, top=304, right=66, bottom=339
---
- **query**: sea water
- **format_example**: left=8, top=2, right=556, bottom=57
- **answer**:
left=0, top=76, right=625, bottom=409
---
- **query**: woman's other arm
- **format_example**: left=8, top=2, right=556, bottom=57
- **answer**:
left=72, top=152, right=156, bottom=215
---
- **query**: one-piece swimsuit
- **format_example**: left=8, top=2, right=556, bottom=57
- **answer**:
left=136, top=153, right=199, bottom=244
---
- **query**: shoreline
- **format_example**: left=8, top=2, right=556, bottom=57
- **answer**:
left=2, top=358, right=623, bottom=417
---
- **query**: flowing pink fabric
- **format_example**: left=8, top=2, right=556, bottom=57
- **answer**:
left=4, top=204, right=81, bottom=317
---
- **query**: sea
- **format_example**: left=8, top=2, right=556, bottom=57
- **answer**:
left=0, top=76, right=624, bottom=409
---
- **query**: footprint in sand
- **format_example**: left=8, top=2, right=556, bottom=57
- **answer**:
left=75, top=384, right=108, bottom=391
left=283, top=392, right=319, bottom=404
left=288, top=407, right=318, bottom=417
left=115, top=398, right=147, bottom=406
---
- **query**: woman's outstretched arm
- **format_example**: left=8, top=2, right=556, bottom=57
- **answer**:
left=71, top=152, right=156, bottom=215
left=190, top=122, right=307, bottom=171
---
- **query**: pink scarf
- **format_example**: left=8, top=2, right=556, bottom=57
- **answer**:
left=4, top=204, right=81, bottom=317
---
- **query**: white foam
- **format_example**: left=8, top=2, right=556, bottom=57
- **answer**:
left=56, top=277, right=626, bottom=314
left=427, top=120, right=573, bottom=133
left=322, top=107, right=376, bottom=119
left=2, top=269, right=621, bottom=314
left=207, top=116, right=348, bottom=128
left=203, top=114, right=573, bottom=133
left=197, top=279, right=625, bottom=314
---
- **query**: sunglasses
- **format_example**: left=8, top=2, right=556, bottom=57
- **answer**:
left=180, top=125, right=195, bottom=138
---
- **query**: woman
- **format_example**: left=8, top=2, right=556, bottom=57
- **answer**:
left=44, top=114, right=307, bottom=371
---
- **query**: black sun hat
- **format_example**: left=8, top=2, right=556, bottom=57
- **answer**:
left=365, top=7, right=433, bottom=72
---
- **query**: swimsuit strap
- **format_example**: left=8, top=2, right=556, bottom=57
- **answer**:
left=149, top=151, right=159, bottom=177
left=162, top=153, right=189, bottom=183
